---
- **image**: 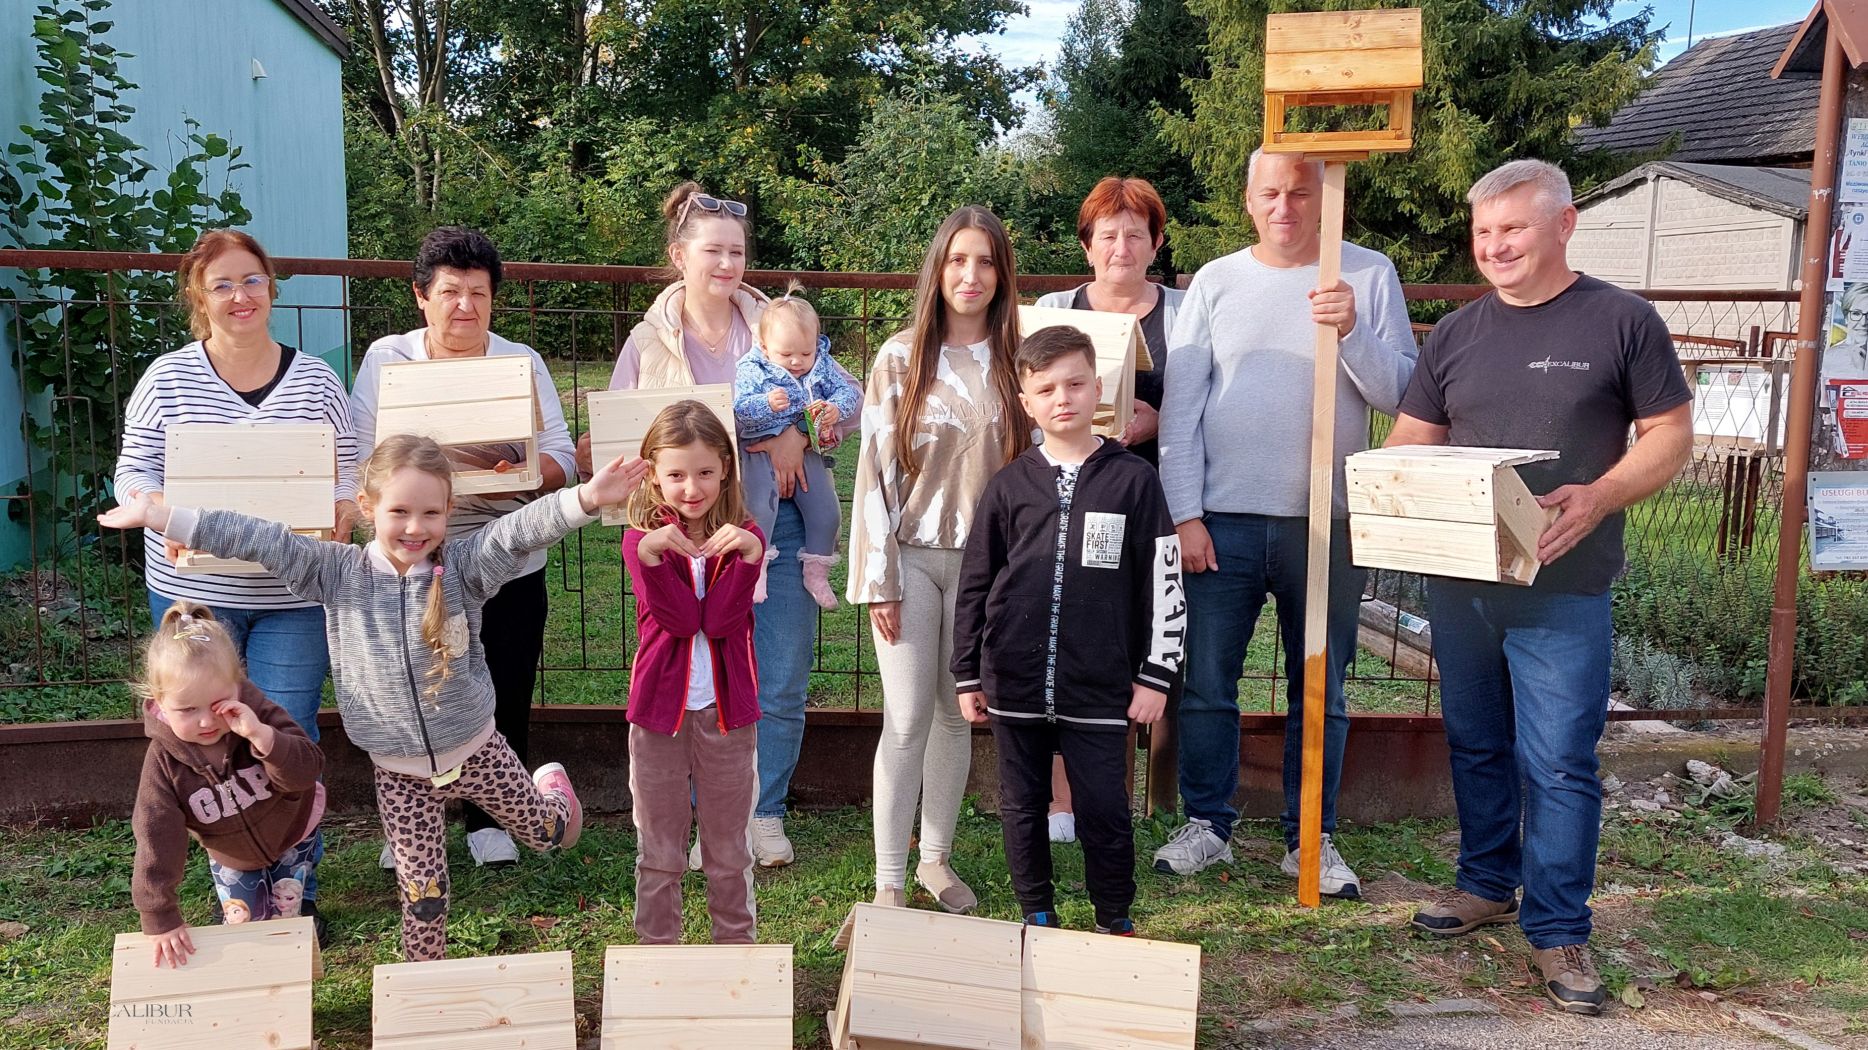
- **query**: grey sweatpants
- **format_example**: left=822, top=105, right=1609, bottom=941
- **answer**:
left=741, top=448, right=840, bottom=556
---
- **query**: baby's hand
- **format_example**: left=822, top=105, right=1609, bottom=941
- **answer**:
left=767, top=389, right=791, bottom=413
left=811, top=402, right=842, bottom=430
left=151, top=924, right=196, bottom=968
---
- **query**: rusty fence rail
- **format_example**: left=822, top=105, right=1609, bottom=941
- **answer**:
left=1, top=252, right=1849, bottom=726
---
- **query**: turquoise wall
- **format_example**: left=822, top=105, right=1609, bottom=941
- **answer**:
left=0, top=0, right=349, bottom=568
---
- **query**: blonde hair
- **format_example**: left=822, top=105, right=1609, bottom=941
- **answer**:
left=759, top=279, right=821, bottom=346
left=176, top=228, right=279, bottom=341
left=624, top=400, right=749, bottom=537
left=360, top=434, right=457, bottom=706
left=661, top=180, right=751, bottom=270
left=137, top=601, right=242, bottom=703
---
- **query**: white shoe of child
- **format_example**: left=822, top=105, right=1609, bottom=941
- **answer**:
left=467, top=827, right=520, bottom=867
left=378, top=840, right=396, bottom=871
left=1048, top=811, right=1077, bottom=843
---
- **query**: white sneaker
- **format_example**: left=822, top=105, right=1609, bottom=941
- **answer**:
left=688, top=837, right=703, bottom=871
left=1048, top=811, right=1077, bottom=843
left=467, top=827, right=520, bottom=867
left=752, top=816, right=795, bottom=868
left=1152, top=818, right=1234, bottom=875
left=1280, top=833, right=1362, bottom=899
left=378, top=840, right=396, bottom=871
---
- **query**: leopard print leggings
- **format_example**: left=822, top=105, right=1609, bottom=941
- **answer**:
left=373, top=731, right=572, bottom=961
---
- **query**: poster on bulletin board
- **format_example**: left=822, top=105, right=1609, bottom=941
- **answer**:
left=1809, top=473, right=1868, bottom=570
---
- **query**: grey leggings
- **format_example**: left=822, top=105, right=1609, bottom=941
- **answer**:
left=741, top=448, right=840, bottom=556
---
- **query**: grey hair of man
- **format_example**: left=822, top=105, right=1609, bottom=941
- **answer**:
left=1466, top=159, right=1573, bottom=219
left=1246, top=147, right=1324, bottom=188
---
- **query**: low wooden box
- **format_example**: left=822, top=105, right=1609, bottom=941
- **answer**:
left=108, top=916, right=321, bottom=1050
left=371, top=949, right=575, bottom=1049
left=1345, top=445, right=1559, bottom=586
left=1021, top=926, right=1201, bottom=1050
left=600, top=943, right=793, bottom=1049
left=1262, top=9, right=1423, bottom=158
left=164, top=423, right=337, bottom=575
left=827, top=904, right=1023, bottom=1050
left=1017, top=305, right=1153, bottom=439
left=375, top=355, right=544, bottom=496
left=584, top=384, right=737, bottom=526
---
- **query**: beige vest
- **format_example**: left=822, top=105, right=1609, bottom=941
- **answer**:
left=632, top=281, right=770, bottom=388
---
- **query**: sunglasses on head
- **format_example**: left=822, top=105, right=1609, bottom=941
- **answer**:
left=678, top=193, right=748, bottom=226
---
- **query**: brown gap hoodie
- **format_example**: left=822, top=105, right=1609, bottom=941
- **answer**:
left=131, top=679, right=323, bottom=934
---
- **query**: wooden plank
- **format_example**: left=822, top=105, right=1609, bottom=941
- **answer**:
left=107, top=986, right=312, bottom=1050
left=1351, top=445, right=1558, bottom=469
left=845, top=905, right=1022, bottom=988
left=586, top=385, right=736, bottom=525
left=1344, top=463, right=1495, bottom=524
left=847, top=969, right=1022, bottom=1050
left=372, top=950, right=574, bottom=1049
left=165, top=424, right=334, bottom=479
left=1022, top=994, right=1196, bottom=1050
left=599, top=1018, right=792, bottom=1050
left=601, top=944, right=792, bottom=1021
left=109, top=917, right=317, bottom=1050
left=1266, top=9, right=1423, bottom=54
left=1492, top=465, right=1555, bottom=587
left=163, top=479, right=335, bottom=528
left=377, top=355, right=535, bottom=410
left=1264, top=47, right=1423, bottom=93
left=1020, top=928, right=1200, bottom=1012
left=1265, top=130, right=1407, bottom=146
left=376, top=1025, right=572, bottom=1050
left=376, top=396, right=537, bottom=447
left=1350, top=515, right=1503, bottom=582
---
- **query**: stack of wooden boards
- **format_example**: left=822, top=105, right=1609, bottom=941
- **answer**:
left=164, top=423, right=338, bottom=575
left=374, top=355, right=545, bottom=495
left=584, top=384, right=737, bottom=526
left=827, top=904, right=1202, bottom=1050
left=1344, top=445, right=1559, bottom=585
left=1017, top=305, right=1152, bottom=440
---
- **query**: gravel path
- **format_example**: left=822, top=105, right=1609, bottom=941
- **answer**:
left=1258, top=1013, right=1802, bottom=1050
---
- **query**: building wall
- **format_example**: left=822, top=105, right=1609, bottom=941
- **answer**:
left=0, top=0, right=348, bottom=568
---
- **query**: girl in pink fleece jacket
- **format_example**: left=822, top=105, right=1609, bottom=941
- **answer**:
left=620, top=400, right=765, bottom=944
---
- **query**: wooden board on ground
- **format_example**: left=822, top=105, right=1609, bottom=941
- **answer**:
left=1345, top=445, right=1559, bottom=585
left=372, top=949, right=574, bottom=1050
left=375, top=355, right=544, bottom=496
left=108, top=916, right=320, bottom=1050
left=585, top=384, right=737, bottom=526
left=599, top=943, right=792, bottom=1049
left=1017, top=305, right=1151, bottom=439
left=1021, top=926, right=1201, bottom=1050
left=828, top=904, right=1022, bottom=1050
left=164, top=423, right=337, bottom=575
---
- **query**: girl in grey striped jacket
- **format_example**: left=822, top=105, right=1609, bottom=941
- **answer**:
left=102, top=434, right=649, bottom=961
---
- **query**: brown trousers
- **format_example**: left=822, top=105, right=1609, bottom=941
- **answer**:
left=628, top=710, right=758, bottom=944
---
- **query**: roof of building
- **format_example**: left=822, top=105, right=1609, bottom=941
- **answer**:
left=1574, top=22, right=1817, bottom=164
left=274, top=0, right=349, bottom=59
left=1775, top=0, right=1868, bottom=77
left=1577, top=161, right=1811, bottom=220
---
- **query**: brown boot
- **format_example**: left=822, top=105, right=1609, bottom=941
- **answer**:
left=1410, top=888, right=1519, bottom=937
left=831, top=885, right=906, bottom=951
left=1529, top=943, right=1606, bottom=1015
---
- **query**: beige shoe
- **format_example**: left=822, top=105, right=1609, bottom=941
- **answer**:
left=1530, top=943, right=1606, bottom=1015
left=915, top=855, right=978, bottom=914
left=832, top=884, right=907, bottom=950
left=752, top=816, right=795, bottom=868
left=1410, top=888, right=1519, bottom=937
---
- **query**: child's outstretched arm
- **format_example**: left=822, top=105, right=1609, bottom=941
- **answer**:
left=455, top=452, right=648, bottom=602
left=99, top=493, right=348, bottom=603
left=130, top=748, right=194, bottom=965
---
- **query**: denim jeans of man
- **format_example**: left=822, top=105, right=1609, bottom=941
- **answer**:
left=1177, top=514, right=1363, bottom=845
left=1426, top=579, right=1612, bottom=949
left=753, top=500, right=812, bottom=818
left=147, top=591, right=329, bottom=899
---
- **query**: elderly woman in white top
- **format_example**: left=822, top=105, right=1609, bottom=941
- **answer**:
left=349, top=226, right=578, bottom=868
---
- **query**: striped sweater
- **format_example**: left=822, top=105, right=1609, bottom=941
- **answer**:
left=114, top=343, right=361, bottom=609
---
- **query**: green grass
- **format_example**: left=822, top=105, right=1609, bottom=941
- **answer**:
left=5, top=788, right=1865, bottom=1049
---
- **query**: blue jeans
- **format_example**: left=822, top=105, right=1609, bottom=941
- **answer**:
left=1177, top=514, right=1363, bottom=845
left=752, top=500, right=812, bottom=818
left=1426, top=579, right=1612, bottom=949
left=147, top=592, right=329, bottom=899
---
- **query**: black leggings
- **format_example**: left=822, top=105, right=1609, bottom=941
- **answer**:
left=463, top=567, right=548, bottom=833
left=993, top=717, right=1134, bottom=928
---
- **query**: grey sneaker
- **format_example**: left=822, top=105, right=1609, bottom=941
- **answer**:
left=752, top=816, right=795, bottom=868
left=1279, top=834, right=1362, bottom=899
left=1530, top=943, right=1606, bottom=1015
left=466, top=827, right=519, bottom=867
left=1410, top=888, right=1520, bottom=937
left=1152, top=819, right=1233, bottom=875
left=378, top=840, right=397, bottom=871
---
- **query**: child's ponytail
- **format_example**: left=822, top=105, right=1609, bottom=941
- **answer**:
left=137, top=600, right=243, bottom=701
left=419, top=555, right=453, bottom=708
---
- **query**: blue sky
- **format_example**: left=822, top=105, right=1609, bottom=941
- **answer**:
left=976, top=0, right=1819, bottom=125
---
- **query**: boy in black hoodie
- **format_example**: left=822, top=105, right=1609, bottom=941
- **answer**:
left=953, top=325, right=1186, bottom=934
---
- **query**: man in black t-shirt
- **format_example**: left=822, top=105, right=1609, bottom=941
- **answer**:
left=1387, top=160, right=1693, bottom=1016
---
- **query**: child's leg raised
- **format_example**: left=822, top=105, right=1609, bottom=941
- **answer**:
left=1058, top=725, right=1136, bottom=930
left=372, top=768, right=452, bottom=962
left=990, top=717, right=1060, bottom=920
left=628, top=723, right=697, bottom=944
left=691, top=716, right=759, bottom=944
left=448, top=731, right=579, bottom=853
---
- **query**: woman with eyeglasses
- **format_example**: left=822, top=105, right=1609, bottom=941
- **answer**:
left=576, top=181, right=858, bottom=875
left=113, top=228, right=361, bottom=945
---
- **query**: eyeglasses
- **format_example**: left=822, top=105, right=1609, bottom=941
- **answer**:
left=204, top=274, right=270, bottom=302
left=676, top=193, right=748, bottom=228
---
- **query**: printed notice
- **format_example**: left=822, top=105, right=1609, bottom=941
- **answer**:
left=1809, top=473, right=1868, bottom=570
left=1843, top=119, right=1868, bottom=203
left=1081, top=512, right=1126, bottom=569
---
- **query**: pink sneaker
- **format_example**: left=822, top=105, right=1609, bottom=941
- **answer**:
left=753, top=548, right=778, bottom=604
left=531, top=762, right=583, bottom=850
left=800, top=552, right=839, bottom=610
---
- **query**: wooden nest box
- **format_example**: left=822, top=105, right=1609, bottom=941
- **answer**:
left=1022, top=926, right=1201, bottom=1050
left=827, top=904, right=1023, bottom=1050
left=109, top=917, right=322, bottom=1050
left=1017, top=305, right=1154, bottom=440
left=600, top=943, right=794, bottom=1049
left=371, top=949, right=576, bottom=1049
left=164, top=423, right=338, bottom=575
left=584, top=384, right=737, bottom=526
left=375, top=355, right=545, bottom=496
left=1345, top=446, right=1559, bottom=586
left=1262, top=9, right=1423, bottom=159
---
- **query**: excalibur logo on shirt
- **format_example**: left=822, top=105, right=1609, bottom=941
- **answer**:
left=1528, top=357, right=1591, bottom=372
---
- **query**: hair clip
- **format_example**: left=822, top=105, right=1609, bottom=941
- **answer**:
left=433, top=565, right=444, bottom=577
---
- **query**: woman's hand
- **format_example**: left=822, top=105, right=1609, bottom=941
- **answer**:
left=746, top=427, right=810, bottom=498
left=869, top=601, right=902, bottom=645
left=151, top=924, right=196, bottom=968
left=701, top=523, right=763, bottom=564
left=574, top=432, right=595, bottom=479
left=637, top=522, right=700, bottom=566
left=334, top=500, right=360, bottom=543
left=577, top=453, right=651, bottom=513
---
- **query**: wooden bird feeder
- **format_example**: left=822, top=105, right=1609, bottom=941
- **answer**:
left=826, top=904, right=1023, bottom=1050
left=108, top=916, right=321, bottom=1050
left=374, top=355, right=545, bottom=496
left=584, top=385, right=737, bottom=526
left=164, top=423, right=338, bottom=575
left=1021, top=926, right=1202, bottom=1050
left=600, top=943, right=794, bottom=1049
left=371, top=949, right=575, bottom=1049
left=1016, top=305, right=1155, bottom=439
left=1346, top=446, right=1560, bottom=586
left=1262, top=9, right=1424, bottom=161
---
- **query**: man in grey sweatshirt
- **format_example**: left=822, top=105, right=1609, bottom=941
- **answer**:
left=1153, top=150, right=1418, bottom=896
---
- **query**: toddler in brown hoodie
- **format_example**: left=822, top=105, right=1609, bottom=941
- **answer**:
left=131, top=601, right=325, bottom=967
